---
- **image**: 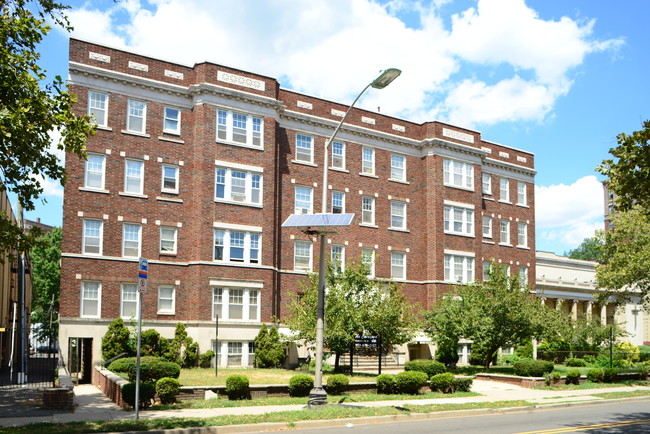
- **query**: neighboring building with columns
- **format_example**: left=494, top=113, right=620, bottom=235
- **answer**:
left=535, top=251, right=647, bottom=346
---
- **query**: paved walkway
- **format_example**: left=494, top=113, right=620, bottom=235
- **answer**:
left=1, top=381, right=649, bottom=429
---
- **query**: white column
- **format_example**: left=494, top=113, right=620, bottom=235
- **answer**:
left=586, top=301, right=593, bottom=319
left=571, top=300, right=578, bottom=321
left=600, top=304, right=608, bottom=325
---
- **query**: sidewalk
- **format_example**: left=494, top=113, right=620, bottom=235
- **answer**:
left=1, top=380, right=649, bottom=429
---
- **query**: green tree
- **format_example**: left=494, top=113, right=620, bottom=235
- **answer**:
left=564, top=236, right=604, bottom=263
left=597, top=121, right=650, bottom=214
left=29, top=227, right=61, bottom=341
left=253, top=324, right=285, bottom=368
left=101, top=318, right=132, bottom=360
left=1, top=0, right=94, bottom=256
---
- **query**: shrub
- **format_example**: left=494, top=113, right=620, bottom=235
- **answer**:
left=513, top=359, right=554, bottom=377
left=404, top=359, right=446, bottom=377
left=587, top=368, right=605, bottom=383
left=396, top=371, right=428, bottom=395
left=107, top=357, right=134, bottom=373
left=199, top=350, right=215, bottom=368
left=102, top=318, right=133, bottom=360
left=308, top=359, right=331, bottom=371
left=182, top=342, right=199, bottom=368
left=456, top=377, right=473, bottom=392
left=603, top=368, right=618, bottom=383
left=225, top=375, right=250, bottom=400
left=565, top=369, right=581, bottom=385
left=288, top=374, right=314, bottom=397
left=376, top=374, right=396, bottom=395
left=128, top=358, right=180, bottom=383
left=615, top=341, right=640, bottom=364
left=121, top=382, right=155, bottom=408
left=155, top=377, right=180, bottom=404
left=638, top=363, right=649, bottom=380
left=435, top=340, right=459, bottom=366
left=253, top=324, right=286, bottom=368
left=326, top=374, right=349, bottom=395
left=141, top=329, right=169, bottom=357
left=565, top=358, right=586, bottom=367
left=429, top=373, right=457, bottom=393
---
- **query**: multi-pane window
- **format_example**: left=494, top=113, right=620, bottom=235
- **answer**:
left=482, top=216, right=492, bottom=238
left=124, top=159, right=144, bottom=195
left=444, top=205, right=474, bottom=236
left=482, top=261, right=492, bottom=281
left=81, top=281, right=101, bottom=318
left=163, top=107, right=180, bottom=134
left=216, top=109, right=263, bottom=148
left=500, top=177, right=510, bottom=202
left=332, top=141, right=345, bottom=169
left=331, top=245, right=344, bottom=273
left=500, top=220, right=510, bottom=244
left=482, top=173, right=492, bottom=194
left=361, top=248, right=375, bottom=277
left=82, top=219, right=102, bottom=255
left=444, top=254, right=475, bottom=283
left=362, top=196, right=375, bottom=225
left=294, top=241, right=312, bottom=271
left=161, top=165, right=179, bottom=194
left=85, top=153, right=106, bottom=190
left=443, top=159, right=474, bottom=189
left=517, top=222, right=528, bottom=247
left=390, top=201, right=407, bottom=229
left=160, top=227, right=177, bottom=253
left=517, top=182, right=527, bottom=205
left=227, top=342, right=243, bottom=366
left=295, top=134, right=314, bottom=163
left=362, top=147, right=375, bottom=175
left=391, top=251, right=406, bottom=280
left=88, top=91, right=108, bottom=127
left=215, top=167, right=262, bottom=206
left=295, top=186, right=313, bottom=214
left=331, top=191, right=345, bottom=214
left=391, top=154, right=406, bottom=181
left=122, top=223, right=141, bottom=258
left=127, top=99, right=146, bottom=133
left=213, top=229, right=261, bottom=264
left=212, top=287, right=260, bottom=321
left=158, top=286, right=175, bottom=314
left=121, top=283, right=139, bottom=319
left=519, top=266, right=528, bottom=289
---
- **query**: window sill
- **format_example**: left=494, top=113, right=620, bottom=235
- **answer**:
left=389, top=178, right=409, bottom=185
left=499, top=243, right=513, bottom=247
left=214, top=199, right=262, bottom=208
left=95, top=125, right=112, bottom=131
left=159, top=135, right=185, bottom=144
left=119, top=192, right=148, bottom=199
left=516, top=203, right=529, bottom=208
left=482, top=240, right=495, bottom=245
left=517, top=245, right=530, bottom=250
left=388, top=227, right=410, bottom=233
left=329, top=167, right=349, bottom=173
left=359, top=223, right=378, bottom=229
left=483, top=197, right=495, bottom=202
left=498, top=200, right=512, bottom=205
left=292, top=160, right=317, bottom=167
left=121, top=130, right=150, bottom=138
left=79, top=187, right=109, bottom=194
left=218, top=140, right=264, bottom=151
left=157, top=312, right=176, bottom=316
left=159, top=251, right=177, bottom=256
left=157, top=196, right=183, bottom=203
left=444, top=231, right=475, bottom=238
left=161, top=189, right=179, bottom=195
left=443, top=183, right=474, bottom=192
left=359, top=172, right=378, bottom=178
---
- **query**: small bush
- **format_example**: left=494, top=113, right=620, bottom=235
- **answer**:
left=121, top=382, right=156, bottom=408
left=513, top=359, right=554, bottom=377
left=429, top=372, right=457, bottom=393
left=225, top=375, right=250, bottom=400
left=376, top=374, right=396, bottom=395
left=107, top=357, right=134, bottom=373
left=565, top=358, right=586, bottom=367
left=565, top=369, right=581, bottom=385
left=128, top=358, right=180, bottom=383
left=603, top=368, right=618, bottom=383
left=155, top=377, right=180, bottom=404
left=396, top=371, right=428, bottom=395
left=288, top=374, right=314, bottom=397
left=326, top=374, right=349, bottom=395
left=404, top=359, right=446, bottom=377
left=638, top=363, right=649, bottom=380
left=199, top=350, right=215, bottom=368
left=455, top=377, right=473, bottom=392
left=308, top=360, right=332, bottom=371
left=587, top=368, right=604, bottom=383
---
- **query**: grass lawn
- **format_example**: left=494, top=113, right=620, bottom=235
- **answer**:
left=178, top=367, right=377, bottom=386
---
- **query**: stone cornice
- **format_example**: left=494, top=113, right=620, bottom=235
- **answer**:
left=484, top=156, right=537, bottom=177
left=188, top=83, right=283, bottom=111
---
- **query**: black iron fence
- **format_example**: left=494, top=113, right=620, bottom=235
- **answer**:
left=0, top=328, right=59, bottom=389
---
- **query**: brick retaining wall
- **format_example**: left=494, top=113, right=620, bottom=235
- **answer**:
left=93, top=366, right=129, bottom=408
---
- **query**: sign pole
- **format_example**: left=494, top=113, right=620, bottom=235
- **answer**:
left=135, top=258, right=148, bottom=420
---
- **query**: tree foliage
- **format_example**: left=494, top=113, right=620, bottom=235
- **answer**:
left=29, top=226, right=60, bottom=341
left=564, top=236, right=605, bottom=263
left=253, top=324, right=285, bottom=368
left=0, top=0, right=94, bottom=256
left=101, top=318, right=133, bottom=360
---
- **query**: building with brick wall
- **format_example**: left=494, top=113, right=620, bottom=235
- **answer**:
left=59, top=38, right=536, bottom=372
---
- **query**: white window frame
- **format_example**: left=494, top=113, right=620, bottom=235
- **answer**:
left=127, top=98, right=146, bottom=133
left=482, top=173, right=492, bottom=195
left=163, top=106, right=181, bottom=135
left=482, top=216, right=492, bottom=238
left=390, top=153, right=406, bottom=181
left=212, top=287, right=260, bottom=322
left=444, top=254, right=475, bottom=283
left=391, top=251, right=406, bottom=280
left=82, top=219, right=103, bottom=255
left=361, top=196, right=375, bottom=225
left=518, top=222, right=528, bottom=247
left=500, top=220, right=510, bottom=245
left=295, top=133, right=314, bottom=163
left=390, top=201, right=407, bottom=230
left=157, top=285, right=176, bottom=314
left=216, top=109, right=263, bottom=148
left=294, top=186, right=313, bottom=214
left=84, top=153, right=106, bottom=190
left=294, top=241, right=312, bottom=272
left=213, top=228, right=261, bottom=264
left=215, top=166, right=263, bottom=206
left=517, top=181, right=527, bottom=206
left=444, top=159, right=474, bottom=189
left=331, top=245, right=345, bottom=273
left=482, top=261, right=491, bottom=281
left=122, top=223, right=142, bottom=258
left=361, top=147, right=375, bottom=175
left=120, top=283, right=139, bottom=320
left=444, top=204, right=474, bottom=236
left=124, top=159, right=144, bottom=195
left=331, top=191, right=345, bottom=214
left=160, top=226, right=177, bottom=254
left=161, top=164, right=179, bottom=194
left=227, top=341, right=243, bottom=366
left=519, top=266, right=528, bottom=289
left=88, top=90, right=108, bottom=127
left=331, top=141, right=345, bottom=169
left=500, top=177, right=510, bottom=202
left=80, top=280, right=101, bottom=318
left=362, top=248, right=375, bottom=277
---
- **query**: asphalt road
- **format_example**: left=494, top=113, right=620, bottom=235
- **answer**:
left=283, top=399, right=650, bottom=434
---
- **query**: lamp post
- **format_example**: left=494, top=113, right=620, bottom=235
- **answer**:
left=309, top=68, right=401, bottom=407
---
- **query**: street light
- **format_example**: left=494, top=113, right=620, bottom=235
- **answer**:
left=310, top=68, right=401, bottom=407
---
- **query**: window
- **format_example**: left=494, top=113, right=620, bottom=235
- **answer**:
left=228, top=342, right=243, bottom=366
left=294, top=186, right=313, bottom=214
left=163, top=107, right=180, bottom=134
left=122, top=223, right=141, bottom=258
left=444, top=205, right=474, bottom=236
left=390, top=201, right=407, bottom=229
left=391, top=154, right=406, bottom=181
left=160, top=227, right=177, bottom=253
left=444, top=254, right=475, bottom=283
left=500, top=220, right=510, bottom=244
left=391, top=251, right=406, bottom=280
left=482, top=261, right=491, bottom=281
left=331, top=245, right=345, bottom=273
left=82, top=219, right=102, bottom=255
left=331, top=191, right=345, bottom=214
left=517, top=182, right=527, bottom=205
left=444, top=159, right=474, bottom=189
left=518, top=222, right=528, bottom=247
left=482, top=173, right=492, bottom=195
left=362, top=147, right=375, bottom=175
left=88, top=91, right=108, bottom=127
left=158, top=286, right=175, bottom=314
left=482, top=216, right=492, bottom=238
left=295, top=133, right=313, bottom=163
left=519, top=266, right=528, bottom=288
left=127, top=99, right=146, bottom=133
left=124, top=159, right=144, bottom=195
left=84, top=153, right=106, bottom=190
left=215, top=166, right=262, bottom=206
left=121, top=283, right=139, bottom=319
left=216, top=109, right=263, bottom=148
left=81, top=281, right=101, bottom=318
left=212, top=287, right=260, bottom=321
left=332, top=141, right=345, bottom=169
left=362, top=196, right=375, bottom=225
left=161, top=165, right=179, bottom=194
left=362, top=248, right=375, bottom=277
left=294, top=241, right=312, bottom=271
left=213, top=229, right=261, bottom=264
left=500, top=177, right=510, bottom=202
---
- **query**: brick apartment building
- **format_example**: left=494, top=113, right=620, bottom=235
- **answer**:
left=59, top=38, right=536, bottom=372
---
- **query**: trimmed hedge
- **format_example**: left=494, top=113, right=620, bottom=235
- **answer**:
left=156, top=377, right=180, bottom=404
left=429, top=373, right=456, bottom=393
left=121, top=382, right=156, bottom=408
left=565, top=358, right=586, bottom=367
left=603, top=368, right=618, bottom=383
left=288, top=374, right=314, bottom=397
left=396, top=371, right=428, bottom=395
left=513, top=359, right=554, bottom=377
left=565, top=369, right=581, bottom=385
left=225, top=375, right=250, bottom=400
left=326, top=374, right=349, bottom=395
left=587, top=368, right=604, bottom=383
left=108, top=356, right=164, bottom=373
left=376, top=374, right=396, bottom=395
left=127, top=358, right=180, bottom=383
left=404, top=359, right=446, bottom=377
left=456, top=377, right=473, bottom=392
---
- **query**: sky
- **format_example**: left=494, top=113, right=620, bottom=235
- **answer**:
left=18, top=0, right=650, bottom=255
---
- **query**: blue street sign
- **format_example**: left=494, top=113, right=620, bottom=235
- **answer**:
left=139, top=258, right=148, bottom=279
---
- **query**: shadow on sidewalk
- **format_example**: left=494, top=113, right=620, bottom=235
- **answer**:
left=0, top=388, right=68, bottom=418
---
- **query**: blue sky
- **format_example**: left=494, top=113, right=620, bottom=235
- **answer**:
left=18, top=0, right=650, bottom=255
